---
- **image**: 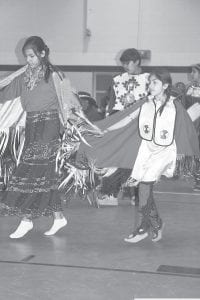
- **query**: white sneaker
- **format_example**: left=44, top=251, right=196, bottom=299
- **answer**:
left=124, top=229, right=148, bottom=243
left=44, top=218, right=67, bottom=236
left=9, top=220, right=33, bottom=239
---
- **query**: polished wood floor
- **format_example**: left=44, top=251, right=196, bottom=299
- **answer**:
left=0, top=177, right=199, bottom=299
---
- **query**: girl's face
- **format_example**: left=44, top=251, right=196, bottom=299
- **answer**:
left=122, top=60, right=139, bottom=75
left=24, top=48, right=41, bottom=69
left=80, top=99, right=89, bottom=111
left=191, top=68, right=200, bottom=83
left=148, top=74, right=168, bottom=98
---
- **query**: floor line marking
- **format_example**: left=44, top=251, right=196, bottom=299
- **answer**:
left=0, top=260, right=199, bottom=279
left=157, top=264, right=200, bottom=276
left=155, top=191, right=200, bottom=196
left=21, top=255, right=35, bottom=262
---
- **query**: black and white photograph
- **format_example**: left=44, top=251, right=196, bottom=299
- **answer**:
left=0, top=0, right=200, bottom=299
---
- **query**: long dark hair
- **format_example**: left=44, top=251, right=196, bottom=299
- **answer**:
left=22, top=36, right=61, bottom=82
left=150, top=68, right=172, bottom=115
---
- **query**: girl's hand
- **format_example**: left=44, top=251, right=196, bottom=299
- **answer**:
left=126, top=94, right=136, bottom=103
left=122, top=94, right=136, bottom=108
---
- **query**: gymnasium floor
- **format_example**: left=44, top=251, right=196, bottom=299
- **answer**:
left=0, top=177, right=200, bottom=299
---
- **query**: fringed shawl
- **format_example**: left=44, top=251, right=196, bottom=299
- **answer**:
left=0, top=66, right=101, bottom=187
left=76, top=99, right=200, bottom=169
left=0, top=65, right=83, bottom=129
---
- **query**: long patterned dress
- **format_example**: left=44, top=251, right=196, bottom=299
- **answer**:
left=0, top=70, right=63, bottom=218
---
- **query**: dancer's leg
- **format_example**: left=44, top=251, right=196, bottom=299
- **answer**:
left=124, top=181, right=163, bottom=243
left=148, top=194, right=163, bottom=242
left=124, top=182, right=152, bottom=243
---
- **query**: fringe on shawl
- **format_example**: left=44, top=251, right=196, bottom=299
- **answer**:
left=0, top=66, right=102, bottom=195
left=56, top=117, right=103, bottom=169
left=174, top=155, right=198, bottom=178
left=98, top=155, right=198, bottom=196
left=58, top=154, right=198, bottom=204
left=58, top=155, right=100, bottom=206
left=0, top=65, right=27, bottom=89
left=0, top=66, right=27, bottom=189
left=0, top=126, right=25, bottom=190
left=54, top=83, right=104, bottom=205
left=56, top=119, right=102, bottom=195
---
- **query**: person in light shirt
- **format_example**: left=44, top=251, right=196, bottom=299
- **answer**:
left=98, top=48, right=149, bottom=206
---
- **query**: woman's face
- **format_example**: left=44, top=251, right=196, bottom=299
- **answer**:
left=149, top=74, right=167, bottom=98
left=24, top=48, right=41, bottom=69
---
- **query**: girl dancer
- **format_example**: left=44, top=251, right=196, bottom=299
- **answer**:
left=125, top=69, right=199, bottom=242
left=75, top=68, right=199, bottom=243
left=0, top=36, right=81, bottom=238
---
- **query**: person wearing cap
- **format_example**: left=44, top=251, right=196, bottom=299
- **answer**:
left=185, top=63, right=200, bottom=191
left=78, top=91, right=103, bottom=122
left=97, top=48, right=149, bottom=206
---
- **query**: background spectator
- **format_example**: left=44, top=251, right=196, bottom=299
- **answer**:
left=78, top=91, right=104, bottom=122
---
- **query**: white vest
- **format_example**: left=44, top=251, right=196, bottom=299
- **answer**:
left=138, top=97, right=176, bottom=146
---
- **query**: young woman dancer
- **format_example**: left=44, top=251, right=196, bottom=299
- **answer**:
left=0, top=36, right=81, bottom=238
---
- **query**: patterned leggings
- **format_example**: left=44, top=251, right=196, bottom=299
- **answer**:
left=137, top=182, right=162, bottom=233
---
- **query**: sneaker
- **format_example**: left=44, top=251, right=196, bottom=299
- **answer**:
left=9, top=220, right=33, bottom=239
left=44, top=218, right=67, bottom=236
left=124, top=228, right=148, bottom=243
left=151, top=223, right=165, bottom=242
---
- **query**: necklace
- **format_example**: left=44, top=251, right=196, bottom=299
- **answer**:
left=24, top=65, right=45, bottom=90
